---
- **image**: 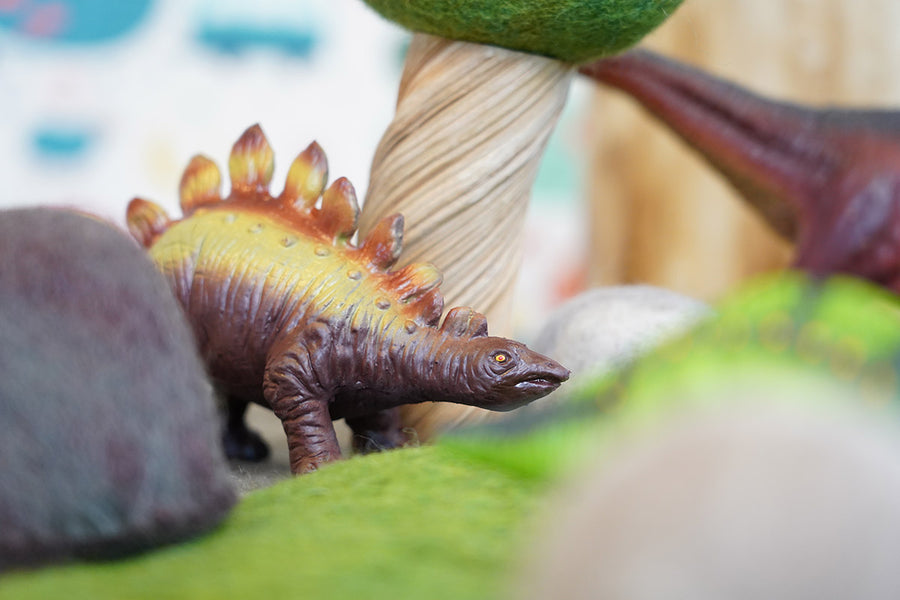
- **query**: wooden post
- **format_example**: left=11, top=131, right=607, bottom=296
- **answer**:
left=360, top=33, right=573, bottom=438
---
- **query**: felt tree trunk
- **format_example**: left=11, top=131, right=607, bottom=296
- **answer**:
left=359, top=33, right=573, bottom=438
left=587, top=0, right=900, bottom=301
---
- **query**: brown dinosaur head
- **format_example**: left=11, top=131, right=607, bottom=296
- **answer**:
left=434, top=307, right=570, bottom=411
left=465, top=337, right=570, bottom=410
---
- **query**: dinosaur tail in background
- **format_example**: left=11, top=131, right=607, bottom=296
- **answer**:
left=581, top=49, right=900, bottom=292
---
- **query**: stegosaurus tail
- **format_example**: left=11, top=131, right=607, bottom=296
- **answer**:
left=126, top=124, right=445, bottom=325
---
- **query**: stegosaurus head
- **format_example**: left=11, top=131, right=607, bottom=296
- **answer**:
left=126, top=124, right=445, bottom=326
left=436, top=307, right=571, bottom=410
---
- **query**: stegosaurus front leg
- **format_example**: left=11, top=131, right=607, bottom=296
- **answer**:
left=263, top=330, right=341, bottom=474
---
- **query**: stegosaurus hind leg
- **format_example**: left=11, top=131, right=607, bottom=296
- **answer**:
left=264, top=330, right=341, bottom=474
left=346, top=408, right=409, bottom=455
left=222, top=395, right=270, bottom=462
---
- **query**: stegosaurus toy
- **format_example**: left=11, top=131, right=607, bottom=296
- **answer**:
left=126, top=124, right=568, bottom=474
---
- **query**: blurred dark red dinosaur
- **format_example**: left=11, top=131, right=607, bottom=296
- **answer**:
left=581, top=49, right=900, bottom=292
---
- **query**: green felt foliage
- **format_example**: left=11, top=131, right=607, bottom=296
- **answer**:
left=446, top=273, right=900, bottom=479
left=361, top=0, right=684, bottom=63
left=0, top=447, right=541, bottom=600
left=609, top=272, right=900, bottom=421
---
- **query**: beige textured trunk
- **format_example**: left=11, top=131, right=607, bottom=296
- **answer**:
left=360, top=33, right=573, bottom=438
left=588, top=0, right=900, bottom=301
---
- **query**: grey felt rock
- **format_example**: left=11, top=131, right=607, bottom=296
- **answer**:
left=533, top=285, right=712, bottom=379
left=0, top=208, right=236, bottom=571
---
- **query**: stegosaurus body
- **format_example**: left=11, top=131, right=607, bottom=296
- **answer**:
left=127, top=125, right=568, bottom=474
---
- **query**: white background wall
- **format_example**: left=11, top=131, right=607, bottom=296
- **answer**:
left=0, top=0, right=590, bottom=335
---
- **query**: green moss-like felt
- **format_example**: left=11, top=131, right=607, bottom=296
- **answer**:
left=445, top=273, right=900, bottom=480
left=361, top=0, right=684, bottom=63
left=9, top=274, right=900, bottom=599
left=0, top=446, right=541, bottom=600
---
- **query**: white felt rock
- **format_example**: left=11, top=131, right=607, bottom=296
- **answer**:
left=519, top=382, right=900, bottom=600
left=532, top=285, right=712, bottom=379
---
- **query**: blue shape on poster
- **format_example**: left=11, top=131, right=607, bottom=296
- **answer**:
left=196, top=23, right=319, bottom=59
left=0, top=0, right=154, bottom=44
left=533, top=128, right=580, bottom=204
left=32, top=125, right=96, bottom=159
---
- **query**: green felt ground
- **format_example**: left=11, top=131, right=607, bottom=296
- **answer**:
left=362, top=0, right=684, bottom=62
left=0, top=446, right=543, bottom=600
left=7, top=273, right=900, bottom=598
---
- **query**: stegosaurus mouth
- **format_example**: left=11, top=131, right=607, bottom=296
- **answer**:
left=513, top=367, right=570, bottom=392
left=515, top=377, right=562, bottom=390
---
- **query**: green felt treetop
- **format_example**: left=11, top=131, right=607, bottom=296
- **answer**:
left=361, top=0, right=685, bottom=62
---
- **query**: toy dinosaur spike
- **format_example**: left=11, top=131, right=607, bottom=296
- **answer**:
left=179, top=155, right=222, bottom=215
left=126, top=198, right=171, bottom=248
left=360, top=213, right=404, bottom=270
left=407, top=289, right=444, bottom=327
left=316, top=177, right=359, bottom=243
left=441, top=307, right=489, bottom=339
left=281, top=141, right=328, bottom=209
left=127, top=126, right=568, bottom=474
left=386, top=262, right=445, bottom=326
left=228, top=124, right=275, bottom=196
left=388, top=262, right=443, bottom=303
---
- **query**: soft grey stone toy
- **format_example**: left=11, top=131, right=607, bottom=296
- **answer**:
left=0, top=208, right=236, bottom=571
left=533, top=285, right=712, bottom=379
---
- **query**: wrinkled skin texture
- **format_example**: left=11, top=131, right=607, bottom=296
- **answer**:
left=581, top=50, right=900, bottom=293
left=128, top=125, right=568, bottom=474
